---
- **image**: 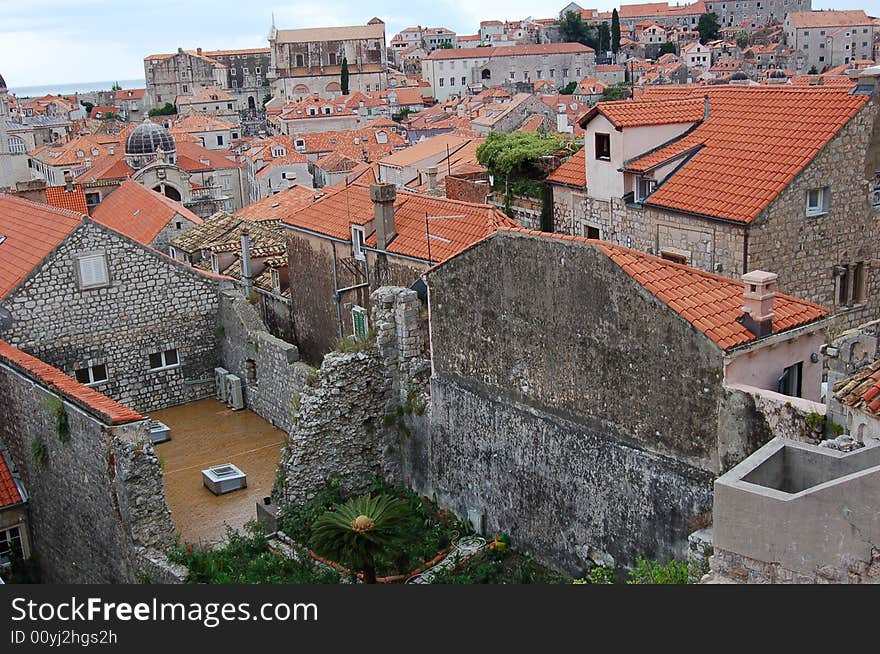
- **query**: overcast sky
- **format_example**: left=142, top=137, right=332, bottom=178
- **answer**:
left=1, top=0, right=876, bottom=86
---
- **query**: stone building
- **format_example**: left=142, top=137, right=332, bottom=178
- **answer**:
left=144, top=47, right=271, bottom=112
left=268, top=19, right=388, bottom=102
left=417, top=228, right=829, bottom=572
left=562, top=79, right=880, bottom=329
left=0, top=194, right=225, bottom=414
left=784, top=10, right=875, bottom=73
left=90, top=179, right=202, bottom=253
left=705, top=0, right=812, bottom=27
left=280, top=172, right=516, bottom=361
left=0, top=340, right=179, bottom=583
left=422, top=43, right=596, bottom=102
left=0, top=73, right=13, bottom=191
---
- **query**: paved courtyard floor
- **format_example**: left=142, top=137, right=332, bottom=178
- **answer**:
left=152, top=398, right=285, bottom=545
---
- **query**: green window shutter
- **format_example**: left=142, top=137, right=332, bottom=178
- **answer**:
left=352, top=307, right=367, bottom=340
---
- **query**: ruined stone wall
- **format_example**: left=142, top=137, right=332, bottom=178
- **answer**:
left=219, top=290, right=311, bottom=433
left=708, top=547, right=880, bottom=584
left=0, top=362, right=175, bottom=583
left=445, top=176, right=490, bottom=205
left=1, top=221, right=222, bottom=413
left=274, top=286, right=428, bottom=506
left=748, top=96, right=880, bottom=328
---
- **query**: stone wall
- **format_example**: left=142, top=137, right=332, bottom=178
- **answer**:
left=708, top=547, right=880, bottom=584
left=747, top=95, right=880, bottom=327
left=273, top=286, right=428, bottom=506
left=0, top=359, right=176, bottom=583
left=445, top=175, right=490, bottom=205
left=1, top=220, right=222, bottom=413
left=219, top=290, right=311, bottom=433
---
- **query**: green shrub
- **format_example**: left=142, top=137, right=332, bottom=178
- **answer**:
left=587, top=565, right=616, bottom=584
left=31, top=438, right=48, bottom=469
left=626, top=557, right=691, bottom=584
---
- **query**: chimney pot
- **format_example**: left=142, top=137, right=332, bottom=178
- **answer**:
left=426, top=166, right=438, bottom=191
left=741, top=270, right=777, bottom=338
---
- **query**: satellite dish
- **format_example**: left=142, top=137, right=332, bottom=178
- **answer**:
left=0, top=306, right=11, bottom=332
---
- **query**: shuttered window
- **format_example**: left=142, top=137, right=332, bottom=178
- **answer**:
left=352, top=306, right=368, bottom=341
left=77, top=253, right=109, bottom=289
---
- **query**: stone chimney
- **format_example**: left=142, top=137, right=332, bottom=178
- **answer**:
left=426, top=166, right=438, bottom=191
left=741, top=270, right=778, bottom=338
left=63, top=171, right=74, bottom=193
left=370, top=183, right=397, bottom=250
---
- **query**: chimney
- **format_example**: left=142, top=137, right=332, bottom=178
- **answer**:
left=740, top=270, right=778, bottom=338
left=426, top=166, right=438, bottom=191
left=241, top=228, right=253, bottom=298
left=370, top=183, right=397, bottom=250
left=63, top=171, right=74, bottom=192
left=197, top=47, right=203, bottom=56
left=703, top=94, right=710, bottom=120
left=177, top=47, right=184, bottom=54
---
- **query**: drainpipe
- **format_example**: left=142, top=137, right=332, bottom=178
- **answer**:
left=241, top=228, right=253, bottom=298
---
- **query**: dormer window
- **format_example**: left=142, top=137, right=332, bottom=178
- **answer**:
left=76, top=150, right=84, bottom=158
left=323, top=106, right=332, bottom=115
left=295, top=139, right=305, bottom=150
left=309, top=107, right=317, bottom=116
left=595, top=133, right=611, bottom=161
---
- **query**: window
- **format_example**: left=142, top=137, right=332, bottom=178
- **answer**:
left=563, top=68, right=569, bottom=77
left=595, top=133, right=611, bottom=160
left=255, top=67, right=262, bottom=74
left=271, top=269, right=280, bottom=293
left=182, top=84, right=189, bottom=93
left=149, top=348, right=179, bottom=371
left=805, top=187, right=829, bottom=216
left=439, top=78, right=445, bottom=87
left=296, top=54, right=304, bottom=67
left=216, top=135, right=224, bottom=146
left=636, top=177, right=656, bottom=202
left=509, top=71, right=516, bottom=80
left=461, top=76, right=467, bottom=86
left=352, top=306, right=368, bottom=340
left=450, top=77, right=455, bottom=86
left=777, top=361, right=803, bottom=397
left=550, top=68, right=555, bottom=77
left=836, top=262, right=866, bottom=306
left=0, top=526, right=24, bottom=566
left=243, top=67, right=249, bottom=74
left=329, top=53, right=337, bottom=66
left=584, top=225, right=600, bottom=239
left=351, top=225, right=366, bottom=261
left=76, top=253, right=109, bottom=289
left=74, top=363, right=108, bottom=386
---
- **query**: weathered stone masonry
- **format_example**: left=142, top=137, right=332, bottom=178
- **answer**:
left=0, top=358, right=179, bottom=583
left=1, top=220, right=223, bottom=414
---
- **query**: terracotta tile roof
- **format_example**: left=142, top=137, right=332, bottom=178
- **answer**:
left=171, top=212, right=246, bottom=253
left=177, top=86, right=235, bottom=106
left=0, top=194, right=83, bottom=298
left=274, top=22, right=386, bottom=44
left=202, top=47, right=270, bottom=57
left=295, top=128, right=406, bottom=161
left=833, top=359, right=880, bottom=416
left=583, top=97, right=706, bottom=128
left=77, top=156, right=134, bottom=183
left=623, top=86, right=869, bottom=223
left=91, top=180, right=202, bottom=245
left=172, top=114, right=237, bottom=134
left=546, top=148, right=586, bottom=188
left=281, top=180, right=516, bottom=263
left=597, top=241, right=828, bottom=349
left=0, top=340, right=144, bottom=425
left=175, top=141, right=244, bottom=171
left=315, top=151, right=360, bottom=173
left=43, top=185, right=89, bottom=214
left=236, top=185, right=318, bottom=222
left=114, top=88, right=146, bottom=101
left=278, top=96, right=358, bottom=121
left=380, top=134, right=473, bottom=168
left=787, top=10, right=872, bottom=29
left=0, top=450, right=23, bottom=508
left=595, top=64, right=625, bottom=72
left=424, top=42, right=594, bottom=60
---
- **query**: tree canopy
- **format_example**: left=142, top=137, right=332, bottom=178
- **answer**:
left=657, top=41, right=677, bottom=56
left=557, top=10, right=611, bottom=54
left=611, top=9, right=621, bottom=54
left=697, top=12, right=720, bottom=44
left=340, top=57, right=350, bottom=95
left=600, top=82, right=631, bottom=102
left=736, top=30, right=750, bottom=49
left=559, top=81, right=578, bottom=95
left=476, top=131, right=564, bottom=179
left=148, top=102, right=176, bottom=117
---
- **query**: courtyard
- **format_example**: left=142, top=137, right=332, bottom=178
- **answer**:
left=152, top=398, right=286, bottom=544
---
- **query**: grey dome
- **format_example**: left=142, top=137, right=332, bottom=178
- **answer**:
left=126, top=119, right=175, bottom=156
left=730, top=71, right=749, bottom=81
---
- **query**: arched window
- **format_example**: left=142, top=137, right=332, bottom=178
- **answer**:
left=481, top=69, right=491, bottom=80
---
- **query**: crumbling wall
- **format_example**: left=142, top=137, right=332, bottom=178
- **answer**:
left=273, top=286, right=430, bottom=506
left=219, top=290, right=311, bottom=433
left=0, top=361, right=176, bottom=583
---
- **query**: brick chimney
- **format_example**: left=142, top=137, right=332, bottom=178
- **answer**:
left=370, top=183, right=397, bottom=250
left=741, top=270, right=778, bottom=338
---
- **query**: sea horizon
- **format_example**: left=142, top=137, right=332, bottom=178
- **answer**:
left=8, top=78, right=146, bottom=98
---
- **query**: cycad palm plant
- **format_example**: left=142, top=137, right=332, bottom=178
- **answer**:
left=310, top=493, right=411, bottom=584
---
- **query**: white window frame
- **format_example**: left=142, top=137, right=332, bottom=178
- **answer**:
left=351, top=225, right=366, bottom=261
left=74, top=363, right=108, bottom=386
left=0, top=526, right=25, bottom=567
left=806, top=187, right=828, bottom=217
left=76, top=252, right=109, bottom=290
left=149, top=348, right=180, bottom=372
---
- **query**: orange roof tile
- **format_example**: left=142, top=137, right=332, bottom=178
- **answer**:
left=623, top=86, right=869, bottom=223
left=546, top=148, right=586, bottom=188
left=43, top=185, right=89, bottom=214
left=295, top=128, right=406, bottom=161
left=380, top=134, right=473, bottom=168
left=175, top=141, right=244, bottom=171
left=91, top=181, right=202, bottom=245
left=0, top=340, right=143, bottom=425
left=787, top=10, right=872, bottom=29
left=833, top=359, right=880, bottom=417
left=236, top=185, right=317, bottom=222
left=0, top=450, right=23, bottom=508
left=597, top=242, right=828, bottom=349
left=584, top=96, right=706, bottom=128
left=0, top=194, right=83, bottom=298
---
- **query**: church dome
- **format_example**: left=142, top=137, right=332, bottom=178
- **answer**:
left=126, top=119, right=175, bottom=156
